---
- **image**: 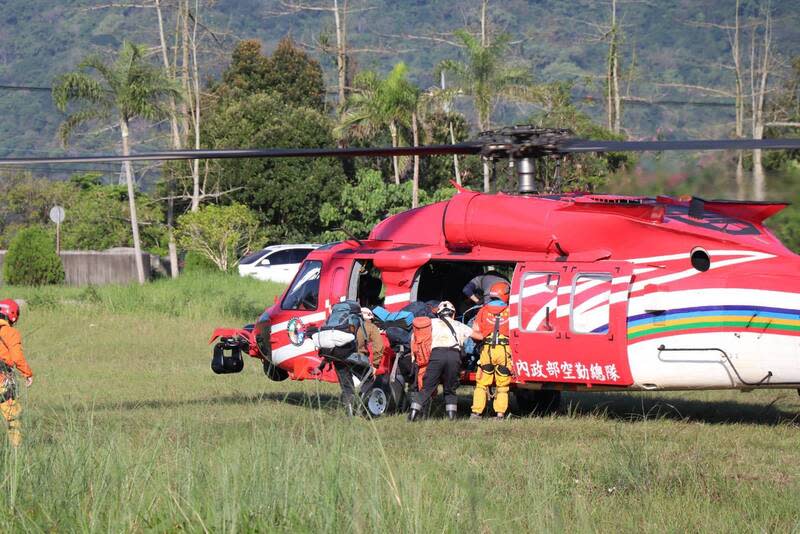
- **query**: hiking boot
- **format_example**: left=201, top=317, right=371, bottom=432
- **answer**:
left=469, top=413, right=482, bottom=420
left=495, top=413, right=507, bottom=420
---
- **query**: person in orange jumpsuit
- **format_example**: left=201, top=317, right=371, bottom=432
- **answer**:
left=0, top=299, right=33, bottom=447
left=469, top=282, right=513, bottom=420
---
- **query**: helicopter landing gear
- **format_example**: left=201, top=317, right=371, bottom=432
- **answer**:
left=514, top=389, right=561, bottom=416
left=263, top=360, right=289, bottom=381
left=361, top=374, right=407, bottom=418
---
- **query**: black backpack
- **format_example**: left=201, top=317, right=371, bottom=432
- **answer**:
left=401, top=301, right=437, bottom=319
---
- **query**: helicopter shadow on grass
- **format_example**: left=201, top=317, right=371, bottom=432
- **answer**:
left=556, top=391, right=800, bottom=427
left=75, top=391, right=343, bottom=414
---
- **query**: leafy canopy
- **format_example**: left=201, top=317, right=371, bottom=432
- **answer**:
left=320, top=168, right=455, bottom=241
left=202, top=92, right=346, bottom=242
left=52, top=40, right=181, bottom=145
left=213, top=38, right=325, bottom=111
left=338, top=62, right=420, bottom=141
left=437, top=30, right=536, bottom=130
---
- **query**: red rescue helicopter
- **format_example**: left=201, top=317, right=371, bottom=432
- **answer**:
left=5, top=127, right=800, bottom=417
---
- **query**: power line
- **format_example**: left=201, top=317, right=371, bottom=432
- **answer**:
left=0, top=84, right=52, bottom=92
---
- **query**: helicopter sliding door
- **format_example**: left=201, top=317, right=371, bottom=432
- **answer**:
left=511, top=262, right=633, bottom=387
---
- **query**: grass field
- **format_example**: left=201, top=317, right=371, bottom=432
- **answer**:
left=0, top=273, right=798, bottom=532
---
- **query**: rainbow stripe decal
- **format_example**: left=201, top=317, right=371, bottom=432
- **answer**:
left=625, top=305, right=800, bottom=341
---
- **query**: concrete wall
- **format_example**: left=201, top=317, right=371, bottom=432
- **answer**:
left=0, top=249, right=169, bottom=286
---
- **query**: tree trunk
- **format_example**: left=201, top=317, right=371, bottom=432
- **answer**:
left=333, top=0, right=348, bottom=116
left=735, top=152, right=745, bottom=200
left=449, top=121, right=461, bottom=185
left=155, top=0, right=180, bottom=278
left=751, top=9, right=771, bottom=201
left=120, top=119, right=146, bottom=285
left=607, top=0, right=621, bottom=134
left=480, top=0, right=488, bottom=47
left=180, top=0, right=201, bottom=212
left=732, top=0, right=745, bottom=200
left=389, top=120, right=400, bottom=185
left=412, top=112, right=420, bottom=208
left=190, top=1, right=202, bottom=210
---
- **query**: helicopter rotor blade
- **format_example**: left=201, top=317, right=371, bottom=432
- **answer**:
left=0, top=143, right=482, bottom=166
left=560, top=138, right=800, bottom=154
left=2, top=137, right=800, bottom=167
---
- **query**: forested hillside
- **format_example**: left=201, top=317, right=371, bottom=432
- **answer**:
left=1, top=0, right=799, bottom=158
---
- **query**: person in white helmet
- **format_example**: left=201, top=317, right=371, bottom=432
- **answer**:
left=408, top=301, right=471, bottom=421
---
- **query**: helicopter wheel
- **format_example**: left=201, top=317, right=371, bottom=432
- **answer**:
left=362, top=375, right=406, bottom=417
left=515, top=389, right=561, bottom=416
left=363, top=385, right=389, bottom=417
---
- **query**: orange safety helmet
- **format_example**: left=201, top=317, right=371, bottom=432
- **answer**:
left=488, top=281, right=510, bottom=304
left=0, top=299, right=19, bottom=325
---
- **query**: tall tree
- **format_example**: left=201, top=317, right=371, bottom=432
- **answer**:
left=52, top=41, right=180, bottom=284
left=337, top=63, right=419, bottom=187
left=749, top=5, right=773, bottom=201
left=214, top=38, right=325, bottom=111
left=437, top=18, right=535, bottom=192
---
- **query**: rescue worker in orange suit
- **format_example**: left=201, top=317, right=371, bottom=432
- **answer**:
left=408, top=301, right=472, bottom=421
left=334, top=308, right=384, bottom=416
left=0, top=299, right=33, bottom=447
left=470, top=282, right=513, bottom=420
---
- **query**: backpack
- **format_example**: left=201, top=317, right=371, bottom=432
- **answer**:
left=371, top=306, right=414, bottom=329
left=312, top=300, right=364, bottom=360
left=401, top=301, right=437, bottom=319
left=410, top=317, right=433, bottom=367
left=385, top=326, right=412, bottom=347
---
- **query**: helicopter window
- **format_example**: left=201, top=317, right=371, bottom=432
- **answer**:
left=349, top=260, right=384, bottom=308
left=690, top=248, right=711, bottom=272
left=282, top=260, right=322, bottom=311
left=519, top=272, right=560, bottom=332
left=570, top=274, right=612, bottom=335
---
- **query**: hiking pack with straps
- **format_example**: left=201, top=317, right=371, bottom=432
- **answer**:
left=311, top=300, right=366, bottom=360
left=410, top=317, right=432, bottom=367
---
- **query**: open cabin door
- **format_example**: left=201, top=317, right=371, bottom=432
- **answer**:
left=511, top=261, right=633, bottom=387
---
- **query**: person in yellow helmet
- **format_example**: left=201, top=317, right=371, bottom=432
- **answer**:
left=0, top=299, right=33, bottom=447
left=469, top=282, right=513, bottom=420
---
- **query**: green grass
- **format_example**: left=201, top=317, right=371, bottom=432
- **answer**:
left=0, top=276, right=798, bottom=532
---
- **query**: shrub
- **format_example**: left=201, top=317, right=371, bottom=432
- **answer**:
left=3, top=227, right=65, bottom=285
left=183, top=251, right=221, bottom=273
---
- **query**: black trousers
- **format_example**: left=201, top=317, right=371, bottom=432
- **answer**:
left=334, top=360, right=375, bottom=406
left=413, top=347, right=461, bottom=412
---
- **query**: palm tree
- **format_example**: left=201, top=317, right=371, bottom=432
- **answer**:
left=438, top=29, right=538, bottom=191
left=53, top=41, right=181, bottom=285
left=337, top=62, right=419, bottom=187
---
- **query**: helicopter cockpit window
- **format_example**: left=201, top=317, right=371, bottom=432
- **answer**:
left=282, top=260, right=322, bottom=311
left=349, top=260, right=384, bottom=308
left=570, top=274, right=612, bottom=335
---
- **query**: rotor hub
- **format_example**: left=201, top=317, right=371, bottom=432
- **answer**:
left=477, top=126, right=574, bottom=159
